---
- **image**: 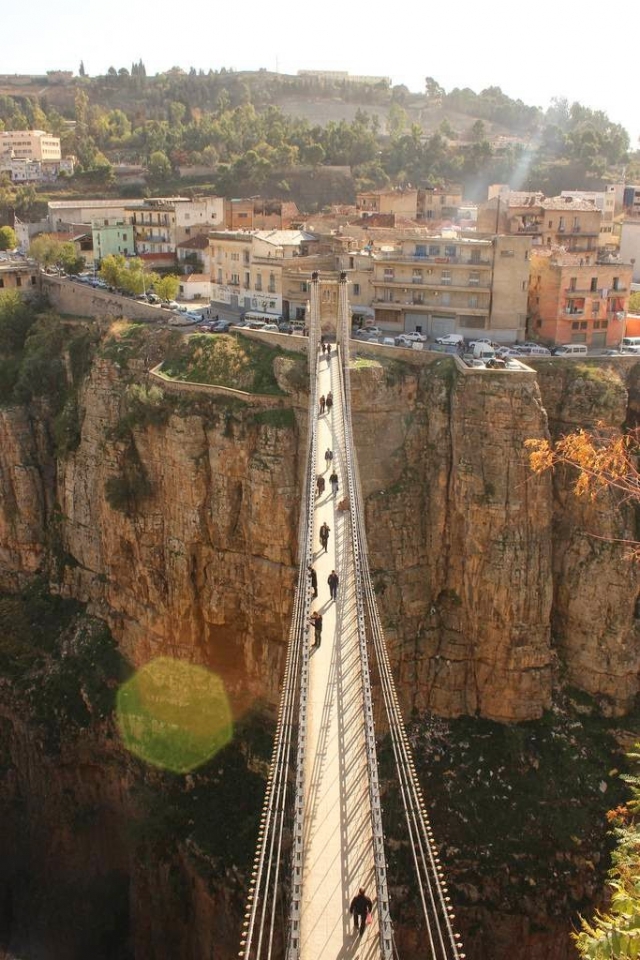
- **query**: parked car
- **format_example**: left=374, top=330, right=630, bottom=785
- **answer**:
left=278, top=322, right=293, bottom=334
left=551, top=344, right=588, bottom=356
left=396, top=332, right=427, bottom=345
left=361, top=325, right=383, bottom=337
left=435, top=333, right=464, bottom=345
left=262, top=323, right=280, bottom=332
left=497, top=347, right=525, bottom=359
left=468, top=338, right=494, bottom=350
left=212, top=320, right=231, bottom=333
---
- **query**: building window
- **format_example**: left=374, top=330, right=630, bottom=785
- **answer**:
left=231, top=253, right=239, bottom=261
left=444, top=244, right=457, bottom=258
left=384, top=268, right=394, bottom=279
left=413, top=269, right=422, bottom=282
left=572, top=321, right=579, bottom=329
left=440, top=270, right=451, bottom=285
left=558, top=217, right=565, bottom=232
left=441, top=292, right=451, bottom=306
left=428, top=245, right=440, bottom=256
left=415, top=244, right=426, bottom=257
left=300, top=281, right=309, bottom=292
left=244, top=272, right=250, bottom=288
left=580, top=321, right=587, bottom=330
left=548, top=220, right=553, bottom=228
left=353, top=283, right=360, bottom=295
left=569, top=277, right=577, bottom=291
left=468, top=295, right=478, bottom=308
left=469, top=272, right=480, bottom=285
left=268, top=273, right=276, bottom=293
left=16, top=277, right=21, bottom=287
left=256, top=275, right=262, bottom=291
left=613, top=276, right=620, bottom=291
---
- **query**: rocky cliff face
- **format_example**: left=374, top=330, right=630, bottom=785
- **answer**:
left=0, top=337, right=638, bottom=722
left=0, top=339, right=307, bottom=716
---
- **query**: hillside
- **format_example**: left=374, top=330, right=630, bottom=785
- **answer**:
left=0, top=69, right=633, bottom=209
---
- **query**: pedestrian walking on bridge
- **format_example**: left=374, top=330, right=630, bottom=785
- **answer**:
left=319, top=522, right=330, bottom=553
left=309, top=610, right=323, bottom=648
left=350, top=888, right=373, bottom=937
left=329, top=471, right=339, bottom=496
left=328, top=570, right=339, bottom=601
left=324, top=448, right=333, bottom=469
left=319, top=394, right=326, bottom=414
left=326, top=391, right=333, bottom=412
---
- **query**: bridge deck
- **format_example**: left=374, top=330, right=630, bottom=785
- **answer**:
left=299, top=348, right=381, bottom=960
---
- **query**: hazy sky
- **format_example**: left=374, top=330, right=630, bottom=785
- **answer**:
left=6, top=0, right=638, bottom=143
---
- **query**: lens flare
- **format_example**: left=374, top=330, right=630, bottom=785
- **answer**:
left=116, top=657, right=232, bottom=773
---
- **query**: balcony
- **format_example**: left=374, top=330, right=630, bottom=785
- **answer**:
left=608, top=286, right=627, bottom=295
left=374, top=252, right=491, bottom=266
left=565, top=309, right=584, bottom=316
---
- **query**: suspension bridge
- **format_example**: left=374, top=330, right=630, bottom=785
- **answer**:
left=240, top=274, right=464, bottom=960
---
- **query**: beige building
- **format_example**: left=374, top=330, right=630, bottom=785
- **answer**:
left=356, top=188, right=418, bottom=219
left=371, top=232, right=531, bottom=342
left=209, top=229, right=318, bottom=316
left=0, top=129, right=61, bottom=161
left=417, top=185, right=463, bottom=221
left=0, top=259, right=39, bottom=293
left=478, top=192, right=602, bottom=254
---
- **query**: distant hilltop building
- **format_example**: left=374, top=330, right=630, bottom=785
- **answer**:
left=0, top=130, right=61, bottom=162
left=297, top=70, right=391, bottom=86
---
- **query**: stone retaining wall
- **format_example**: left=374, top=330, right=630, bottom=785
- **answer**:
left=44, top=276, right=162, bottom=322
left=149, top=364, right=287, bottom=407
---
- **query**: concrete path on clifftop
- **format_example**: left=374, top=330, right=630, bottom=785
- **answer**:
left=299, top=346, right=381, bottom=960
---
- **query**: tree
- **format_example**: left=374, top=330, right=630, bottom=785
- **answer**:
left=29, top=234, right=62, bottom=269
left=573, top=748, right=640, bottom=958
left=147, top=150, right=172, bottom=181
left=0, top=226, right=17, bottom=250
left=154, top=275, right=180, bottom=301
left=628, top=291, right=640, bottom=314
left=526, top=425, right=640, bottom=557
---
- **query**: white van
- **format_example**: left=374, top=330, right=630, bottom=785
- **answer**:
left=621, top=337, right=640, bottom=353
left=552, top=344, right=588, bottom=357
left=520, top=344, right=551, bottom=357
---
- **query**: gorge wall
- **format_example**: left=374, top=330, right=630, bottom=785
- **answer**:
left=0, top=320, right=639, bottom=960
left=1, top=331, right=638, bottom=724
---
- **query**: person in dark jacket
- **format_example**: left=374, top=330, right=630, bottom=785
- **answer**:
left=319, top=522, right=330, bottom=553
left=326, top=391, right=333, bottom=412
left=308, top=565, right=317, bottom=598
left=349, top=888, right=373, bottom=936
left=329, top=471, right=339, bottom=496
left=328, top=570, right=339, bottom=601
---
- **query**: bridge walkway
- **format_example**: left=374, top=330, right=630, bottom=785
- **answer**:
left=299, top=345, right=381, bottom=960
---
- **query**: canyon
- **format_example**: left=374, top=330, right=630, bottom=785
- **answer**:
left=0, top=316, right=638, bottom=959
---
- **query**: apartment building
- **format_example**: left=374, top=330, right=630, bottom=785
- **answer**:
left=417, top=185, right=463, bottom=221
left=371, top=233, right=531, bottom=342
left=478, top=193, right=602, bottom=254
left=93, top=217, right=134, bottom=261
left=209, top=229, right=318, bottom=316
left=0, top=130, right=61, bottom=161
left=174, top=196, right=223, bottom=244
left=356, top=189, right=418, bottom=219
left=223, top=198, right=300, bottom=231
left=528, top=249, right=632, bottom=348
left=561, top=188, right=618, bottom=250
left=0, top=259, right=39, bottom=293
